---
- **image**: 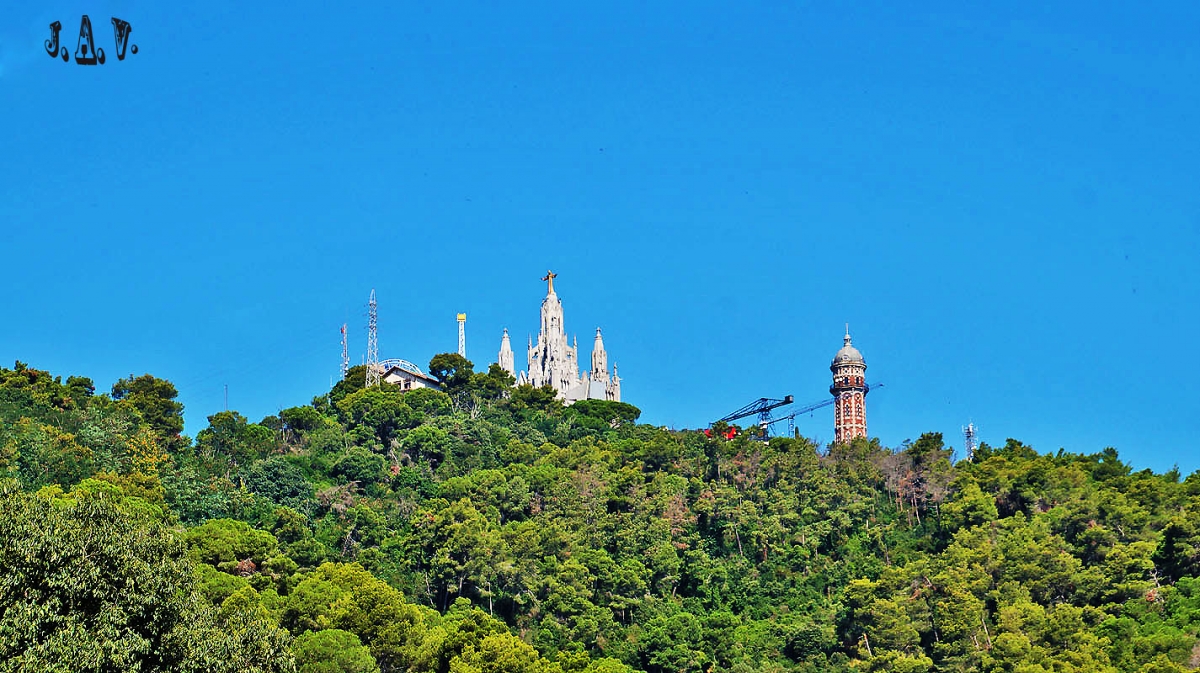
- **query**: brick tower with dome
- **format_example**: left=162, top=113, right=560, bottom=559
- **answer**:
left=830, top=326, right=870, bottom=444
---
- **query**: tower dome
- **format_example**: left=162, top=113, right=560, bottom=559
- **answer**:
left=832, top=328, right=865, bottom=366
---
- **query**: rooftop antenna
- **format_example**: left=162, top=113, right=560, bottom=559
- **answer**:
left=457, top=313, right=467, bottom=358
left=963, top=422, right=978, bottom=461
left=340, top=323, right=349, bottom=380
left=366, top=289, right=380, bottom=388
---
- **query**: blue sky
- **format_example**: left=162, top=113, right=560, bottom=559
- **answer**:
left=2, top=2, right=1197, bottom=472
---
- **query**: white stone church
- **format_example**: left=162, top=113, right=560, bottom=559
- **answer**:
left=497, top=271, right=622, bottom=403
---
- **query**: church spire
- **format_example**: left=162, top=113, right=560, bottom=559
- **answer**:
left=591, top=328, right=608, bottom=380
left=498, top=329, right=515, bottom=375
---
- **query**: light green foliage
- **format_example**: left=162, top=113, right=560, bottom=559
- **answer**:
left=292, top=629, right=380, bottom=673
left=6, top=417, right=94, bottom=487
left=187, top=518, right=280, bottom=568
left=284, top=562, right=431, bottom=671
left=450, top=632, right=565, bottom=673
left=8, top=361, right=1200, bottom=673
left=0, top=483, right=294, bottom=673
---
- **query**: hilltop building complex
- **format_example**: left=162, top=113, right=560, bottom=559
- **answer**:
left=498, top=271, right=622, bottom=403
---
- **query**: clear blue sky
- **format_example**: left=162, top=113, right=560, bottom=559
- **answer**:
left=2, top=2, right=1197, bottom=472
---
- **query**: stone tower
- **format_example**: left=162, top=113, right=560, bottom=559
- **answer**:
left=525, top=271, right=581, bottom=392
left=830, top=325, right=869, bottom=444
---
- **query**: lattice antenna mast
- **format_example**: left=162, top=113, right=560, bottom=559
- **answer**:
left=457, top=313, right=467, bottom=358
left=963, top=422, right=978, bottom=461
left=340, top=323, right=349, bottom=380
left=366, top=289, right=380, bottom=387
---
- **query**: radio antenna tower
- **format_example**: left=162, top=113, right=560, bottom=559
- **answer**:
left=365, top=289, right=380, bottom=388
left=457, top=313, right=467, bottom=358
left=340, top=323, right=349, bottom=380
left=963, top=422, right=978, bottom=461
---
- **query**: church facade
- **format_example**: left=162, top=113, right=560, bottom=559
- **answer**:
left=498, top=271, right=622, bottom=403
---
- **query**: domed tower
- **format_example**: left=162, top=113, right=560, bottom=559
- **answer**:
left=830, top=325, right=869, bottom=444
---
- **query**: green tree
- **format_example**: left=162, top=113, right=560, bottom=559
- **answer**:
left=111, top=373, right=185, bottom=440
left=566, top=400, right=641, bottom=427
left=246, top=457, right=318, bottom=514
left=292, top=629, right=379, bottom=673
left=336, top=389, right=417, bottom=447
left=429, top=353, right=476, bottom=392
left=283, top=562, right=430, bottom=672
left=450, top=632, right=564, bottom=673
left=8, top=418, right=94, bottom=488
left=0, top=483, right=294, bottom=672
left=508, top=384, right=562, bottom=414
left=196, top=411, right=275, bottom=466
left=186, top=518, right=281, bottom=570
left=473, top=364, right=517, bottom=402
left=333, top=447, right=387, bottom=484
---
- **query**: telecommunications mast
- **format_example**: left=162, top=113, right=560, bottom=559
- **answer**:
left=366, top=290, right=380, bottom=387
left=963, top=422, right=978, bottom=461
left=340, top=323, right=349, bottom=380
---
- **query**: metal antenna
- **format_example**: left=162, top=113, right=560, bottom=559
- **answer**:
left=963, top=422, right=978, bottom=460
left=340, top=323, right=349, bottom=380
left=366, top=289, right=380, bottom=388
left=457, top=313, right=467, bottom=358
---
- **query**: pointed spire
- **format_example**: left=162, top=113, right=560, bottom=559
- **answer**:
left=591, top=327, right=608, bottom=380
left=499, top=328, right=515, bottom=375
left=844, top=323, right=852, bottom=347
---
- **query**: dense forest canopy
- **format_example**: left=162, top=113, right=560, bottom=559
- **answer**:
left=2, top=358, right=1199, bottom=672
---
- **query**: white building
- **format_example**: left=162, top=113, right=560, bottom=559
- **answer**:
left=498, top=271, right=621, bottom=403
left=380, top=360, right=441, bottom=392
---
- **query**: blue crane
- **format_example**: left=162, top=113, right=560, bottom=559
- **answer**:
left=706, top=395, right=793, bottom=439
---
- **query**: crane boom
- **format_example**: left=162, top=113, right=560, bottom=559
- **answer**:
left=716, top=395, right=794, bottom=424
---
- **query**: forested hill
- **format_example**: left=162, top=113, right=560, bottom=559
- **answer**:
left=2, top=358, right=1199, bottom=673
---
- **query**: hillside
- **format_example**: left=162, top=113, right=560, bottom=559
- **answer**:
left=2, top=358, right=1199, bottom=673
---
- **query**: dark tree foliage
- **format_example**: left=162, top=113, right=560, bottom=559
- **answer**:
left=245, top=457, right=318, bottom=514
left=333, top=448, right=387, bottom=485
left=507, top=384, right=562, bottom=414
left=111, top=373, right=185, bottom=438
left=429, top=353, right=475, bottom=392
